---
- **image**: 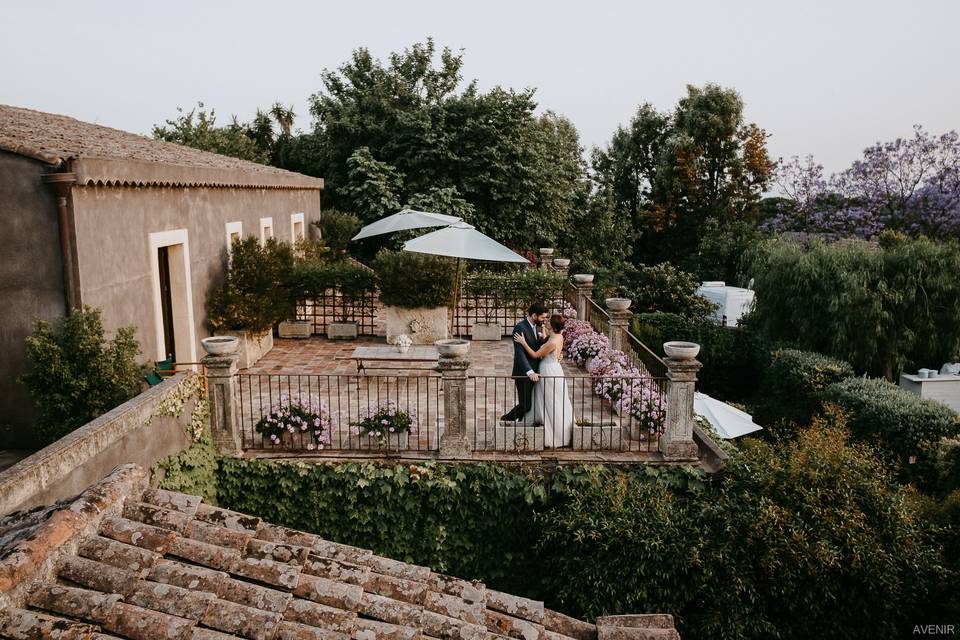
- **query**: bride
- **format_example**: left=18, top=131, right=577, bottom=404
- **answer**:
left=514, top=314, right=573, bottom=448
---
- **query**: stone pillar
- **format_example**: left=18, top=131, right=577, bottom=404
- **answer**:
left=538, top=248, right=554, bottom=271
left=438, top=353, right=471, bottom=458
left=659, top=356, right=702, bottom=460
left=202, top=353, right=242, bottom=455
left=606, top=306, right=633, bottom=352
left=573, top=277, right=594, bottom=321
left=551, top=258, right=570, bottom=276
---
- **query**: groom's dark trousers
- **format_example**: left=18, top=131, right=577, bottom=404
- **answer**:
left=501, top=319, right=543, bottom=422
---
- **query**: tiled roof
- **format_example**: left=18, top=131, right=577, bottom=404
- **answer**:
left=0, top=105, right=324, bottom=190
left=0, top=465, right=679, bottom=640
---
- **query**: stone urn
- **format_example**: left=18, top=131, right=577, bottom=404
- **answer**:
left=539, top=248, right=555, bottom=256
left=572, top=274, right=594, bottom=284
left=201, top=336, right=239, bottom=356
left=663, top=341, right=701, bottom=360
left=435, top=339, right=471, bottom=358
left=605, top=298, right=632, bottom=312
left=552, top=258, right=570, bottom=268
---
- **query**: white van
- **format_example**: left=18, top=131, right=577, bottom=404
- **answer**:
left=696, top=282, right=755, bottom=328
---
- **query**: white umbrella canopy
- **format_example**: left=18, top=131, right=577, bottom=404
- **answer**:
left=351, top=208, right=462, bottom=241
left=694, top=392, right=763, bottom=439
left=402, top=222, right=528, bottom=263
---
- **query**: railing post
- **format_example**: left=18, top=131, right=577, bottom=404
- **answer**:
left=659, top=355, right=702, bottom=460
left=439, top=352, right=471, bottom=458
left=202, top=352, right=242, bottom=455
left=605, top=298, right=632, bottom=352
left=538, top=247, right=554, bottom=271
left=572, top=275, right=594, bottom=321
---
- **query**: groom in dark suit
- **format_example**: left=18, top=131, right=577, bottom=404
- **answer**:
left=501, top=302, right=549, bottom=423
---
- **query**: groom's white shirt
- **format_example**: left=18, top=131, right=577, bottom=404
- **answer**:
left=524, top=318, right=539, bottom=378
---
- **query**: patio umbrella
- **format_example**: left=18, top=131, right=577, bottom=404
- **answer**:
left=694, top=392, right=763, bottom=439
left=402, top=222, right=529, bottom=334
left=351, top=208, right=462, bottom=241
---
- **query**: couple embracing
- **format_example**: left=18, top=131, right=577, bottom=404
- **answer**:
left=500, top=302, right=574, bottom=448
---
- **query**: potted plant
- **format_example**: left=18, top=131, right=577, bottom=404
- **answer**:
left=207, top=237, right=291, bottom=368
left=373, top=250, right=456, bottom=345
left=350, top=400, right=419, bottom=450
left=255, top=396, right=335, bottom=450
left=395, top=334, right=412, bottom=353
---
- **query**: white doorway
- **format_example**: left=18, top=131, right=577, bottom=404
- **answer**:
left=149, top=229, right=197, bottom=364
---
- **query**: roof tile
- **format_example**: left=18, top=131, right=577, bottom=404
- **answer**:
left=358, top=592, right=423, bottom=627
left=186, top=519, right=254, bottom=552
left=293, top=573, right=363, bottom=611
left=218, top=576, right=293, bottom=614
left=352, top=618, right=421, bottom=640
left=276, top=619, right=350, bottom=640
left=363, top=572, right=429, bottom=605
left=78, top=535, right=162, bottom=575
left=485, top=609, right=544, bottom=640
left=148, top=559, right=229, bottom=595
left=198, top=598, right=282, bottom=640
left=229, top=555, right=301, bottom=590
left=282, top=598, right=356, bottom=632
left=422, top=610, right=487, bottom=640
left=105, top=601, right=196, bottom=640
left=141, top=489, right=203, bottom=517
left=26, top=583, right=122, bottom=625
left=170, top=536, right=242, bottom=572
left=58, top=555, right=141, bottom=596
left=194, top=505, right=261, bottom=533
left=125, top=579, right=217, bottom=620
left=0, top=607, right=100, bottom=639
left=303, top=555, right=370, bottom=586
left=100, top=516, right=177, bottom=553
left=245, top=538, right=312, bottom=565
left=124, top=502, right=193, bottom=533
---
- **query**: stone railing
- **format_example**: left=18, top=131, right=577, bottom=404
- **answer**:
left=0, top=374, right=193, bottom=516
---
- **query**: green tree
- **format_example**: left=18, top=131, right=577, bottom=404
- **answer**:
left=593, top=84, right=774, bottom=264
left=152, top=103, right=272, bottom=163
left=20, top=306, right=142, bottom=443
left=339, top=147, right=404, bottom=223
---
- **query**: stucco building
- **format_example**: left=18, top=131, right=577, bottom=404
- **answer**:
left=0, top=105, right=324, bottom=448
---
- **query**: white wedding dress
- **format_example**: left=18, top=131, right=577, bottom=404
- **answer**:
left=524, top=350, right=574, bottom=448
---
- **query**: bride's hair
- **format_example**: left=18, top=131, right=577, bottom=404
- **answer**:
left=549, top=314, right=565, bottom=334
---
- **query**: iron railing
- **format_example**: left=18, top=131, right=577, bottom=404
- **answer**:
left=236, top=372, right=441, bottom=453
left=624, top=330, right=669, bottom=380
left=583, top=297, right=610, bottom=336
left=453, top=279, right=569, bottom=337
left=467, top=374, right=666, bottom=453
left=295, top=290, right=379, bottom=336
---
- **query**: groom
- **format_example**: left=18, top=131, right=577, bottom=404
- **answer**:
left=501, top=302, right=549, bottom=423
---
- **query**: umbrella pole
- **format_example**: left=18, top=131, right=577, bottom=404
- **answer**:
left=451, top=257, right=462, bottom=338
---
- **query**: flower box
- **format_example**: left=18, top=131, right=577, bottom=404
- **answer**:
left=215, top=329, right=272, bottom=369
left=493, top=420, right=544, bottom=452
left=572, top=423, right=623, bottom=450
left=278, top=319, right=312, bottom=339
left=327, top=321, right=359, bottom=340
left=470, top=321, right=502, bottom=341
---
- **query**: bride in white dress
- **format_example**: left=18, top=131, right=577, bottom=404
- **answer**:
left=514, top=314, right=574, bottom=448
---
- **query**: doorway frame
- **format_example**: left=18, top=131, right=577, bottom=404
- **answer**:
left=148, top=228, right=198, bottom=365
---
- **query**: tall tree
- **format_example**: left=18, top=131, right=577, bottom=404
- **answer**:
left=592, top=84, right=774, bottom=263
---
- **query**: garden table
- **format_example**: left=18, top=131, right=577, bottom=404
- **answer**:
left=350, top=345, right=439, bottom=375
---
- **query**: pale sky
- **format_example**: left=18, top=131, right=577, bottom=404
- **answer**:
left=3, top=0, right=958, bottom=174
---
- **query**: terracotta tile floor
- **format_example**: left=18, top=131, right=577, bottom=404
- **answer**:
left=239, top=337, right=658, bottom=455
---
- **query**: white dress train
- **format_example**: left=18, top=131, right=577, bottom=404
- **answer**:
left=524, top=352, right=574, bottom=447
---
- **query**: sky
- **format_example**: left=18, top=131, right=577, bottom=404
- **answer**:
left=2, top=0, right=958, bottom=175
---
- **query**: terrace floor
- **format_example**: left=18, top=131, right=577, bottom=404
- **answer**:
left=238, top=336, right=663, bottom=462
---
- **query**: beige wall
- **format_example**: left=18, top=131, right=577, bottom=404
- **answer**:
left=70, top=184, right=320, bottom=364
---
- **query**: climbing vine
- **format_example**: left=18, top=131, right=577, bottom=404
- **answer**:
left=149, top=371, right=210, bottom=442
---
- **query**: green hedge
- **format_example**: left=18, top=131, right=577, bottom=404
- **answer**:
left=154, top=440, right=952, bottom=639
left=632, top=313, right=776, bottom=403
left=463, top=269, right=566, bottom=309
left=755, top=349, right=854, bottom=426
left=373, top=250, right=456, bottom=309
left=315, top=210, right=361, bottom=252
left=825, top=377, right=960, bottom=463
left=287, top=260, right=377, bottom=300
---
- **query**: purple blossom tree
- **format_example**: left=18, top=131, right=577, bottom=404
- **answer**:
left=769, top=127, right=960, bottom=238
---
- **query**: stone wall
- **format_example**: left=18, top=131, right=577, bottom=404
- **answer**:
left=0, top=374, right=193, bottom=516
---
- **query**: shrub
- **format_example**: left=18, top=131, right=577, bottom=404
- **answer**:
left=744, top=234, right=960, bottom=379
left=373, top=250, right=455, bottom=308
left=255, top=396, right=334, bottom=450
left=599, top=262, right=714, bottom=319
left=207, top=236, right=293, bottom=334
left=20, top=306, right=142, bottom=444
left=633, top=312, right=776, bottom=403
left=351, top=401, right=418, bottom=442
left=755, top=349, right=854, bottom=426
left=315, top=210, right=361, bottom=252
left=824, top=376, right=960, bottom=463
left=463, top=269, right=566, bottom=319
left=287, top=259, right=377, bottom=321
